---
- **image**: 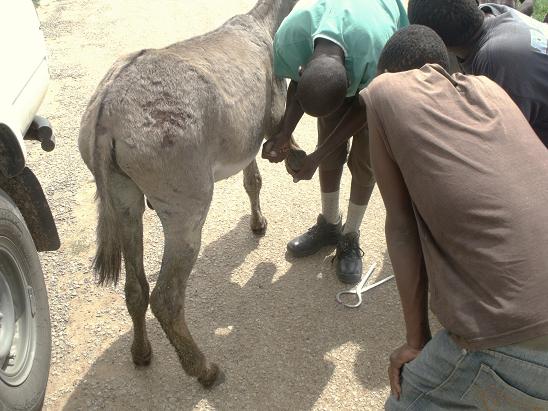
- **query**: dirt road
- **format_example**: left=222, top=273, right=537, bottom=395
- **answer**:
left=33, top=0, right=409, bottom=409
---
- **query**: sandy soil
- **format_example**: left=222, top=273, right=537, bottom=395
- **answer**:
left=29, top=0, right=419, bottom=409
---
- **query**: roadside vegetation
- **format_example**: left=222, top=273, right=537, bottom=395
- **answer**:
left=534, top=0, right=548, bottom=21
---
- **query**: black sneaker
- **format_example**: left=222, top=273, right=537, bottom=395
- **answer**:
left=335, top=231, right=364, bottom=284
left=287, top=214, right=341, bottom=258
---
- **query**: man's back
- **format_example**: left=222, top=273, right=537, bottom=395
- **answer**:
left=460, top=4, right=548, bottom=146
left=273, top=0, right=408, bottom=96
left=362, top=64, right=548, bottom=349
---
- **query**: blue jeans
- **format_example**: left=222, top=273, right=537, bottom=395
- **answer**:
left=385, top=330, right=548, bottom=410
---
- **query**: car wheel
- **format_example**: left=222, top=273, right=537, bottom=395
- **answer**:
left=0, top=188, right=51, bottom=411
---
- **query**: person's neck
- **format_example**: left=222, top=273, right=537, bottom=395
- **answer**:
left=313, top=38, right=345, bottom=63
left=450, top=13, right=491, bottom=60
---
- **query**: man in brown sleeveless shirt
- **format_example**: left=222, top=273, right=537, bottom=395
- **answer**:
left=293, top=24, right=548, bottom=410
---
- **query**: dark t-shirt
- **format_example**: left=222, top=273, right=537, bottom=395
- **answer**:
left=362, top=65, right=548, bottom=350
left=460, top=4, right=548, bottom=147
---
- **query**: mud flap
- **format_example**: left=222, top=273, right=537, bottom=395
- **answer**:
left=0, top=167, right=60, bottom=251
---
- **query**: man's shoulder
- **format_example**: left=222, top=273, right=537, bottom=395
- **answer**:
left=363, top=67, right=429, bottom=102
left=472, top=21, right=544, bottom=85
left=360, top=73, right=394, bottom=106
left=363, top=65, right=487, bottom=113
left=478, top=6, right=548, bottom=60
left=360, top=69, right=416, bottom=119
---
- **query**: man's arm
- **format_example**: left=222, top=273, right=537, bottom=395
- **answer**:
left=279, top=80, right=304, bottom=137
left=262, top=80, right=304, bottom=162
left=370, top=112, right=430, bottom=350
left=291, top=95, right=367, bottom=180
left=368, top=106, right=430, bottom=399
left=517, top=0, right=534, bottom=16
left=313, top=96, right=367, bottom=163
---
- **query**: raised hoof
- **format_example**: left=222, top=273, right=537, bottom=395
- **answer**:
left=132, top=342, right=153, bottom=367
left=197, top=363, right=223, bottom=389
left=251, top=216, right=267, bottom=236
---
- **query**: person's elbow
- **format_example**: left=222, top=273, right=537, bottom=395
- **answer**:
left=385, top=213, right=418, bottom=245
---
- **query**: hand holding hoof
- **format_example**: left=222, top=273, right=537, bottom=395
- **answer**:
left=285, top=146, right=307, bottom=174
left=197, top=363, right=223, bottom=389
left=262, top=133, right=291, bottom=163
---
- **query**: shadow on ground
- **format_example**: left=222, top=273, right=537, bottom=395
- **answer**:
left=63, top=216, right=403, bottom=410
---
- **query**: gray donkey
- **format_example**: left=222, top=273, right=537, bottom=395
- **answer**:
left=79, top=0, right=297, bottom=387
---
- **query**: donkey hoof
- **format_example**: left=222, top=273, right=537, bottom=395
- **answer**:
left=251, top=216, right=268, bottom=236
left=198, top=363, right=223, bottom=389
left=132, top=342, right=153, bottom=367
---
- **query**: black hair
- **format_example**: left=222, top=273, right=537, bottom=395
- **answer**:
left=377, top=25, right=450, bottom=73
left=296, top=55, right=347, bottom=117
left=408, top=0, right=484, bottom=47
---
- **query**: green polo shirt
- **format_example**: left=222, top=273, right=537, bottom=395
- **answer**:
left=274, top=0, right=409, bottom=97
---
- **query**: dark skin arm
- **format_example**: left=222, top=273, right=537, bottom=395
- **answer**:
left=517, top=0, right=534, bottom=16
left=262, top=80, right=304, bottom=163
left=369, top=112, right=431, bottom=399
left=291, top=95, right=367, bottom=181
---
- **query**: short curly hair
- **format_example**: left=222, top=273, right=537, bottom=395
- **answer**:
left=408, top=0, right=484, bottom=47
left=296, top=55, right=347, bottom=117
left=377, top=25, right=450, bottom=73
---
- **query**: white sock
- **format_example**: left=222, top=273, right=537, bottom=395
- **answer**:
left=343, top=202, right=367, bottom=234
left=321, top=191, right=340, bottom=224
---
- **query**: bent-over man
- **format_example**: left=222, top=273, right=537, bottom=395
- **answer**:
left=262, top=0, right=408, bottom=284
left=366, top=25, right=548, bottom=410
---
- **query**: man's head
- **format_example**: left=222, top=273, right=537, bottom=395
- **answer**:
left=296, top=54, right=347, bottom=117
left=377, top=25, right=450, bottom=73
left=408, top=0, right=484, bottom=47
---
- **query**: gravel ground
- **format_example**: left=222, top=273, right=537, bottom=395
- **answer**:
left=31, top=0, right=415, bottom=409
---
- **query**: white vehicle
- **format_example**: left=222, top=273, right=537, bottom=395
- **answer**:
left=0, top=0, right=59, bottom=409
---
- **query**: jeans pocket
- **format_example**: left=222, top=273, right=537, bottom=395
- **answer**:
left=462, top=363, right=548, bottom=411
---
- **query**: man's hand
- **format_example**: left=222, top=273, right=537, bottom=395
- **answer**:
left=262, top=132, right=292, bottom=163
left=388, top=344, right=422, bottom=400
left=290, top=153, right=320, bottom=182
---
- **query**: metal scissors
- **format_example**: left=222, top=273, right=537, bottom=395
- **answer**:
left=336, top=262, right=395, bottom=308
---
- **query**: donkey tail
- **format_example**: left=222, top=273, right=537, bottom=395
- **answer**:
left=85, top=51, right=146, bottom=285
left=92, top=120, right=122, bottom=286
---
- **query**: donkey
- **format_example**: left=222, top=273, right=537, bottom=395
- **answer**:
left=79, top=0, right=298, bottom=387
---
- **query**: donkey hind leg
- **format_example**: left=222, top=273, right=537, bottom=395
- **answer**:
left=243, top=159, right=267, bottom=235
left=149, top=183, right=220, bottom=388
left=110, top=172, right=152, bottom=366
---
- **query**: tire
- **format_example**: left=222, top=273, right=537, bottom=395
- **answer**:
left=0, top=188, right=51, bottom=411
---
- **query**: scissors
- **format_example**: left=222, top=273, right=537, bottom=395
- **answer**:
left=336, top=262, right=395, bottom=308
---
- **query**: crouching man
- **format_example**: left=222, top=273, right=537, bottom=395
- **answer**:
left=364, top=26, right=548, bottom=410
left=263, top=0, right=408, bottom=284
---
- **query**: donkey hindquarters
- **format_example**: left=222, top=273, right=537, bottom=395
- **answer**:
left=79, top=18, right=283, bottom=386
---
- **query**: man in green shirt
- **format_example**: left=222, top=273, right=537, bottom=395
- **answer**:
left=263, top=0, right=408, bottom=284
